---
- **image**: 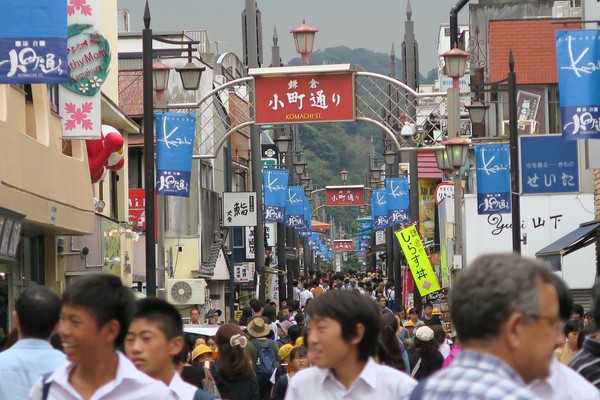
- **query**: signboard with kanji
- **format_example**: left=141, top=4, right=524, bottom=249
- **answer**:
left=333, top=239, right=353, bottom=251
left=234, top=262, right=254, bottom=283
left=222, top=192, right=257, bottom=227
left=325, top=185, right=364, bottom=206
left=253, top=69, right=355, bottom=124
left=395, top=225, right=440, bottom=296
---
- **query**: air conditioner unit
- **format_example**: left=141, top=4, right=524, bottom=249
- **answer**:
left=166, top=279, right=207, bottom=305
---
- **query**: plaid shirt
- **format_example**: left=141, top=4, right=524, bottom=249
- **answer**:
left=399, top=350, right=541, bottom=400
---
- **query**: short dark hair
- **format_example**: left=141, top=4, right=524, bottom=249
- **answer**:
left=16, top=286, right=61, bottom=339
left=62, top=274, right=135, bottom=348
left=287, top=324, right=305, bottom=344
left=306, top=290, right=380, bottom=361
left=564, top=318, right=583, bottom=336
left=450, top=254, right=555, bottom=344
left=250, top=299, right=265, bottom=314
left=263, top=305, right=276, bottom=323
left=550, top=273, right=572, bottom=321
left=572, top=303, right=584, bottom=318
left=132, top=298, right=183, bottom=340
left=423, top=302, right=433, bottom=310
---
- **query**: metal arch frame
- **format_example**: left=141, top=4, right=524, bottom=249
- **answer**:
left=167, top=70, right=448, bottom=159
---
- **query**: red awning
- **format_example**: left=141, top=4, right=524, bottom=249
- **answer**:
left=312, top=220, right=331, bottom=232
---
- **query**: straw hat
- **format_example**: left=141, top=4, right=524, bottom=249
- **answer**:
left=246, top=316, right=270, bottom=338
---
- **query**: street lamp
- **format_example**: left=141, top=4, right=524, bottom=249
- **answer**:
left=293, top=154, right=307, bottom=176
left=467, top=51, right=521, bottom=253
left=340, top=169, right=349, bottom=185
left=175, top=61, right=206, bottom=91
left=142, top=0, right=205, bottom=296
left=439, top=137, right=470, bottom=273
left=290, top=19, right=318, bottom=65
left=274, top=133, right=292, bottom=154
left=441, top=47, right=469, bottom=141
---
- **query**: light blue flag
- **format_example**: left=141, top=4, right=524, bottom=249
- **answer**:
left=155, top=112, right=196, bottom=197
left=556, top=30, right=600, bottom=140
left=475, top=144, right=511, bottom=214
left=386, top=177, right=410, bottom=224
left=371, top=189, right=389, bottom=231
left=0, top=0, right=68, bottom=83
left=263, top=169, right=289, bottom=222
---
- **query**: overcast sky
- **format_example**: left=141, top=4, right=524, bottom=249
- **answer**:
left=117, top=0, right=466, bottom=73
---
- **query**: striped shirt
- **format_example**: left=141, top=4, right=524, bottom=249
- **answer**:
left=569, top=336, right=600, bottom=390
left=399, top=350, right=540, bottom=400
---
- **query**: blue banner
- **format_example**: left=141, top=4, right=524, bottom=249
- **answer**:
left=263, top=169, right=289, bottom=222
left=371, top=189, right=389, bottom=231
left=0, top=0, right=68, bottom=83
left=284, top=186, right=305, bottom=228
left=386, top=177, right=411, bottom=224
left=155, top=112, right=196, bottom=197
left=556, top=30, right=600, bottom=140
left=474, top=144, right=511, bottom=215
left=521, top=135, right=579, bottom=194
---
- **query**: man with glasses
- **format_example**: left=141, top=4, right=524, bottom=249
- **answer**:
left=401, top=253, right=563, bottom=400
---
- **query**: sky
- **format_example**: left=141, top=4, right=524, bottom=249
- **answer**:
left=117, top=0, right=467, bottom=74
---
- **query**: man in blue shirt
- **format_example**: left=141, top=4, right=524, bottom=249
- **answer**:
left=0, top=286, right=66, bottom=399
left=402, top=253, right=564, bottom=400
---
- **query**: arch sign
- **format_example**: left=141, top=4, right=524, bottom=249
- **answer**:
left=250, top=65, right=356, bottom=124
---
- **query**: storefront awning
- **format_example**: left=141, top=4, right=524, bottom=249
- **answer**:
left=312, top=220, right=331, bottom=232
left=535, top=219, right=600, bottom=271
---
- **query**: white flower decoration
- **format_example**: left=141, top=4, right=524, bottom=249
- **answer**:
left=80, top=83, right=89, bottom=93
left=89, top=75, right=103, bottom=88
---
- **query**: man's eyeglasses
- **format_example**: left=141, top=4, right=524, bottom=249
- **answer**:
left=525, top=314, right=565, bottom=331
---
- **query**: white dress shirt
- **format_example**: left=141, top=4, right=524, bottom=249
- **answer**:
left=168, top=371, right=199, bottom=400
left=28, top=351, right=171, bottom=400
left=528, top=357, right=600, bottom=400
left=285, top=357, right=417, bottom=399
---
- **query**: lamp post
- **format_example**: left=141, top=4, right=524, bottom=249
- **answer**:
left=441, top=47, right=469, bottom=140
left=467, top=52, right=521, bottom=253
left=439, top=137, right=470, bottom=274
left=340, top=169, right=349, bottom=185
left=142, top=0, right=205, bottom=296
left=290, top=20, right=318, bottom=65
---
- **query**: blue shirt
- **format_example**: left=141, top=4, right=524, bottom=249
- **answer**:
left=399, top=350, right=541, bottom=400
left=0, top=338, right=67, bottom=399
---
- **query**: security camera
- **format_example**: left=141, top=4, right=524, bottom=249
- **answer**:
left=80, top=247, right=89, bottom=258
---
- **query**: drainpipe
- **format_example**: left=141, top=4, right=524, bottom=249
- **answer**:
left=450, top=0, right=470, bottom=49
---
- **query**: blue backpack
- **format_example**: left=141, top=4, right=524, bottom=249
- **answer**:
left=251, top=338, right=277, bottom=382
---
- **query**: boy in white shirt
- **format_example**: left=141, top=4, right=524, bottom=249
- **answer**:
left=125, top=298, right=216, bottom=400
left=28, top=274, right=170, bottom=400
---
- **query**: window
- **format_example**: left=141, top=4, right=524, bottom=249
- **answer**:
left=47, top=84, right=59, bottom=113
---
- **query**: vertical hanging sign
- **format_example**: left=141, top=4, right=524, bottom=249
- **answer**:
left=263, top=168, right=289, bottom=222
left=60, top=0, right=109, bottom=139
left=474, top=144, right=511, bottom=215
left=155, top=112, right=196, bottom=197
left=386, top=177, right=410, bottom=224
left=371, top=189, right=389, bottom=231
left=395, top=225, right=440, bottom=297
left=556, top=29, right=600, bottom=140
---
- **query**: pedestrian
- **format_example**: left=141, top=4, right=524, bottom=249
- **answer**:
left=204, top=309, right=222, bottom=325
left=271, top=345, right=308, bottom=400
left=209, top=323, right=259, bottom=400
left=376, top=294, right=393, bottom=315
left=569, top=281, right=600, bottom=389
left=400, top=253, right=563, bottom=399
left=528, top=274, right=598, bottom=399
left=190, top=307, right=201, bottom=325
left=124, top=298, right=216, bottom=399
left=275, top=319, right=293, bottom=347
left=29, top=274, right=170, bottom=400
left=407, top=307, right=425, bottom=330
left=244, top=316, right=279, bottom=400
left=286, top=290, right=417, bottom=399
left=420, top=302, right=442, bottom=326
left=554, top=319, right=583, bottom=365
left=0, top=286, right=66, bottom=399
left=407, top=326, right=444, bottom=380
left=377, top=312, right=410, bottom=374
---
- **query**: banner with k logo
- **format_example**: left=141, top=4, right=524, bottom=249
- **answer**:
left=263, top=168, right=289, bottom=222
left=386, top=177, right=410, bottom=224
left=371, top=189, right=389, bottom=231
left=155, top=112, right=196, bottom=197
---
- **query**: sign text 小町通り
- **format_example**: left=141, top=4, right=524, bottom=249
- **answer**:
left=254, top=72, right=355, bottom=124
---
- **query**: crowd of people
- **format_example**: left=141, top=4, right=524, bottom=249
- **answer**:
left=0, top=252, right=599, bottom=399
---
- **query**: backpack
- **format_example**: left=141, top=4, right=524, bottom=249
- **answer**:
left=250, top=338, right=277, bottom=382
left=385, top=289, right=396, bottom=311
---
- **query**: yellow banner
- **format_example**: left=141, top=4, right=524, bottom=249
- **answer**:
left=395, top=225, right=441, bottom=296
